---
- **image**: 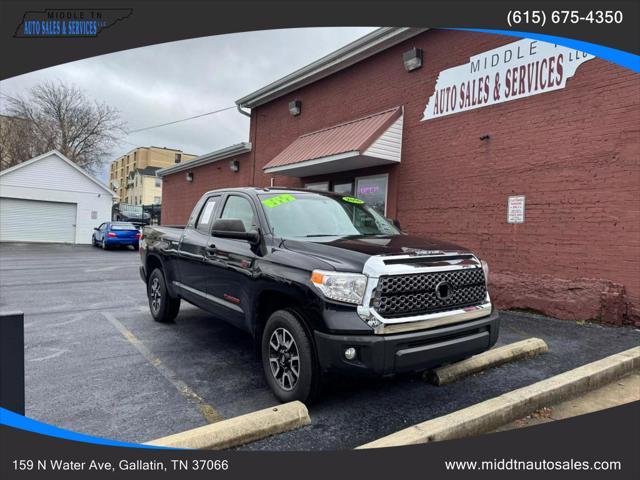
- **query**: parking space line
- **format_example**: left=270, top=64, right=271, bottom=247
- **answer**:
left=102, top=311, right=224, bottom=425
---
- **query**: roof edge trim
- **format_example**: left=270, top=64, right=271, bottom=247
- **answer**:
left=157, top=142, right=252, bottom=177
left=236, top=27, right=427, bottom=109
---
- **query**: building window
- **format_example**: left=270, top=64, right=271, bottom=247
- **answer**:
left=355, top=174, right=388, bottom=216
left=175, top=153, right=182, bottom=163
left=153, top=196, right=161, bottom=204
left=304, top=181, right=329, bottom=191
left=155, top=177, right=161, bottom=187
left=332, top=182, right=353, bottom=195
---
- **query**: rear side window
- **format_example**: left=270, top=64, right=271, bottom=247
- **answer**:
left=196, top=197, right=218, bottom=233
left=220, top=196, right=256, bottom=232
left=111, top=224, right=137, bottom=230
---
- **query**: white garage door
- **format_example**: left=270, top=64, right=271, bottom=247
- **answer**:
left=0, top=197, right=77, bottom=243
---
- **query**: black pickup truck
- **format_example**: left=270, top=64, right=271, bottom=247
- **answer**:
left=140, top=187, right=499, bottom=402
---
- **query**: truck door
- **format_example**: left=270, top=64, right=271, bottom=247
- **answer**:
left=176, top=195, right=222, bottom=312
left=205, top=193, right=259, bottom=331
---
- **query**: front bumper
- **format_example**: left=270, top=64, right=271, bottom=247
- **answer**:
left=314, top=310, right=499, bottom=376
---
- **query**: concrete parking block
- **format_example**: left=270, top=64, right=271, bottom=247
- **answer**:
left=358, top=346, right=640, bottom=449
left=145, top=401, right=310, bottom=449
left=427, top=337, right=549, bottom=385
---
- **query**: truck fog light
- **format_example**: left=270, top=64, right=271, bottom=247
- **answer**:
left=344, top=347, right=357, bottom=360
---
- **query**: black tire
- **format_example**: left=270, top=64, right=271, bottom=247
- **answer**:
left=91, top=236, right=97, bottom=247
left=261, top=309, right=320, bottom=403
left=147, top=268, right=180, bottom=323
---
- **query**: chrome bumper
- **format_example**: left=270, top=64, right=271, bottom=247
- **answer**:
left=368, top=301, right=492, bottom=334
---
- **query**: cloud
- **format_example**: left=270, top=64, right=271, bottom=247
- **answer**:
left=0, top=27, right=375, bottom=181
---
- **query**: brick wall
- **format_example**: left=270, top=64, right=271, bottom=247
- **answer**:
left=161, top=29, right=640, bottom=325
left=161, top=152, right=253, bottom=225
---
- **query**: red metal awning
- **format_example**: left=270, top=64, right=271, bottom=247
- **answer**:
left=263, top=107, right=403, bottom=177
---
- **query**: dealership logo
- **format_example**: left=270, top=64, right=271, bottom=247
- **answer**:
left=422, top=38, right=594, bottom=121
left=14, top=8, right=132, bottom=38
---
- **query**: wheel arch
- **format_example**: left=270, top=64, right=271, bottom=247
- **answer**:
left=253, top=288, right=321, bottom=343
left=145, top=253, right=179, bottom=298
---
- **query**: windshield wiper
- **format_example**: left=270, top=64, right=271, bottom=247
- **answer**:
left=302, top=234, right=343, bottom=237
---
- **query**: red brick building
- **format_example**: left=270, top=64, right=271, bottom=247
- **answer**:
left=158, top=28, right=639, bottom=325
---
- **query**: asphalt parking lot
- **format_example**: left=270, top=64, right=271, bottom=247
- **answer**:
left=1, top=243, right=639, bottom=450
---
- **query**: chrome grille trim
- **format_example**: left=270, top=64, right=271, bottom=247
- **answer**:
left=373, top=268, right=487, bottom=317
left=357, top=252, right=492, bottom=334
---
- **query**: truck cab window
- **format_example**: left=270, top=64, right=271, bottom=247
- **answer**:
left=220, top=196, right=256, bottom=232
left=196, top=197, right=217, bottom=233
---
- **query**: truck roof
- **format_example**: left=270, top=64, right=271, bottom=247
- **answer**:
left=202, top=186, right=344, bottom=198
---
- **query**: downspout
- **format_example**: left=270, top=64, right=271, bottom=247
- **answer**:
left=237, top=103, right=260, bottom=187
left=236, top=104, right=251, bottom=118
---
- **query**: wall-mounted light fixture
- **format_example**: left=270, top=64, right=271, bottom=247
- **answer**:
left=230, top=159, right=240, bottom=172
left=403, top=47, right=423, bottom=72
left=479, top=134, right=491, bottom=141
left=289, top=99, right=302, bottom=116
left=186, top=171, right=193, bottom=182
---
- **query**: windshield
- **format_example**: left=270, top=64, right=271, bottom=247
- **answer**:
left=259, top=192, right=401, bottom=238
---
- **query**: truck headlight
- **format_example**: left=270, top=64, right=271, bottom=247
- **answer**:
left=310, top=270, right=367, bottom=304
left=481, top=260, right=489, bottom=282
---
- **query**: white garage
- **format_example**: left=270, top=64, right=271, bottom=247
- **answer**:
left=0, top=150, right=116, bottom=244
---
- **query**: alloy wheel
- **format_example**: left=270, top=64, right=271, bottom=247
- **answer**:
left=268, top=327, right=300, bottom=391
left=150, top=277, right=162, bottom=313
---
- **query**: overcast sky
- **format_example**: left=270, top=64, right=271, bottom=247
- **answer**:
left=0, top=27, right=375, bottom=181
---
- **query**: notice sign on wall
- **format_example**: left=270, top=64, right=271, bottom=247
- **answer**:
left=422, top=39, right=594, bottom=121
left=508, top=195, right=526, bottom=224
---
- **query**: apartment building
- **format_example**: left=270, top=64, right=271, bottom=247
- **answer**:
left=109, top=146, right=196, bottom=204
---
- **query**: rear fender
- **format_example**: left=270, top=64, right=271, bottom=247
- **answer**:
left=145, top=253, right=179, bottom=298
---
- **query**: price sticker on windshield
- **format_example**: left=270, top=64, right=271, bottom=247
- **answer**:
left=342, top=196, right=364, bottom=205
left=262, top=194, right=296, bottom=208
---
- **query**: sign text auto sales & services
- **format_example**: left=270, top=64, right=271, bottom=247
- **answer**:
left=422, top=38, right=594, bottom=120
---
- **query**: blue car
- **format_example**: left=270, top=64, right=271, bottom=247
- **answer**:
left=92, top=222, right=141, bottom=250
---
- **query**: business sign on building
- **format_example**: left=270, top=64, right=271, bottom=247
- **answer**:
left=507, top=195, right=526, bottom=224
left=422, top=39, right=594, bottom=121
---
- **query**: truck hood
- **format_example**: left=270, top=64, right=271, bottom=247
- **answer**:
left=281, top=234, right=471, bottom=273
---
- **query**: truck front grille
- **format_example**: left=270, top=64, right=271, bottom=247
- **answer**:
left=372, top=268, right=487, bottom=318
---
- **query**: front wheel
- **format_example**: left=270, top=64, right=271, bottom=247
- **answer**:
left=147, top=268, right=180, bottom=323
left=261, top=309, right=320, bottom=403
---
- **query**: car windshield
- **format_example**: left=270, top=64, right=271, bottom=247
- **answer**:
left=111, top=223, right=137, bottom=230
left=120, top=204, right=143, bottom=215
left=259, top=192, right=401, bottom=238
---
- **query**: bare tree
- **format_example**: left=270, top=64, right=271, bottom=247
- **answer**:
left=1, top=81, right=125, bottom=173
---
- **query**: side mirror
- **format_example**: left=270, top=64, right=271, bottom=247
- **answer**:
left=94, top=227, right=99, bottom=231
left=211, top=219, right=260, bottom=244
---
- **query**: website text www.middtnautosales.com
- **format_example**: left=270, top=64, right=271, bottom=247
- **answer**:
left=444, top=458, right=622, bottom=472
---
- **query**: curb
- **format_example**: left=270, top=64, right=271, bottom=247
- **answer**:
left=145, top=401, right=310, bottom=449
left=427, top=337, right=549, bottom=385
left=358, top=346, right=640, bottom=449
